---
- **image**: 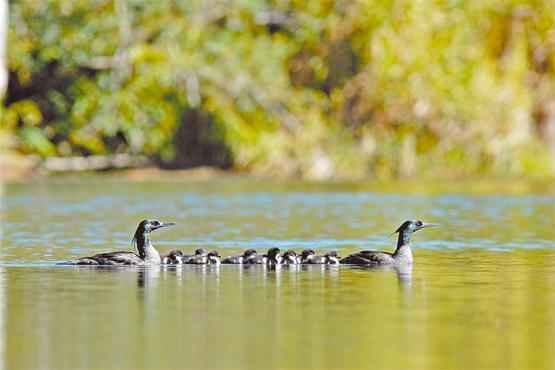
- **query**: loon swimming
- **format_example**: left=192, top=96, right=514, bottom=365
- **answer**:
left=186, top=249, right=221, bottom=265
left=221, top=249, right=258, bottom=264
left=300, top=249, right=340, bottom=265
left=281, top=250, right=300, bottom=265
left=206, top=251, right=222, bottom=265
left=265, top=247, right=282, bottom=266
left=181, top=248, right=208, bottom=264
left=162, top=250, right=184, bottom=265
left=250, top=247, right=281, bottom=265
left=340, top=220, right=438, bottom=265
left=68, top=219, right=175, bottom=265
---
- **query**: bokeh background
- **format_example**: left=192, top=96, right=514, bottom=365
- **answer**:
left=1, top=0, right=555, bottom=180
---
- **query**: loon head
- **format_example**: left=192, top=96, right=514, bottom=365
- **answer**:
left=132, top=219, right=175, bottom=260
left=300, top=249, right=316, bottom=262
left=137, top=219, right=176, bottom=234
left=266, top=247, right=281, bottom=263
left=395, top=220, right=438, bottom=235
left=242, top=249, right=258, bottom=260
left=194, top=248, right=208, bottom=256
left=266, top=247, right=281, bottom=258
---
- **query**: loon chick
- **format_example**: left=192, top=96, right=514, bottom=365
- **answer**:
left=162, top=249, right=184, bottom=265
left=206, top=251, right=222, bottom=265
left=250, top=247, right=281, bottom=265
left=281, top=250, right=300, bottom=265
left=340, top=220, right=438, bottom=265
left=300, top=249, right=340, bottom=265
left=222, top=249, right=258, bottom=264
left=300, top=249, right=316, bottom=264
left=265, top=247, right=282, bottom=266
left=250, top=252, right=267, bottom=264
left=69, top=219, right=175, bottom=265
left=183, top=248, right=209, bottom=264
left=323, top=251, right=340, bottom=265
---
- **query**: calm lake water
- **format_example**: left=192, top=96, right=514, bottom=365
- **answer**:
left=1, top=176, right=554, bottom=370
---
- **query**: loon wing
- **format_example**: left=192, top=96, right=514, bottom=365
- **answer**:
left=73, top=251, right=144, bottom=265
left=340, top=250, right=394, bottom=265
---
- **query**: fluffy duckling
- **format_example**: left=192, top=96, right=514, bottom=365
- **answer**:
left=222, top=249, right=258, bottom=264
left=162, top=249, right=184, bottom=265
left=281, top=250, right=300, bottom=265
left=183, top=248, right=208, bottom=264
left=300, top=249, right=340, bottom=265
left=206, top=251, right=222, bottom=265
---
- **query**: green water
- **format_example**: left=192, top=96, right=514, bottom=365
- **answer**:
left=1, top=177, right=554, bottom=370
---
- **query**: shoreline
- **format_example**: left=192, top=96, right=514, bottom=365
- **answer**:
left=1, top=153, right=554, bottom=194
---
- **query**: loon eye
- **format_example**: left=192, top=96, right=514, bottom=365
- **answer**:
left=416, top=221, right=423, bottom=226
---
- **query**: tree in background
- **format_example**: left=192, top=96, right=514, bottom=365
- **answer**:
left=0, top=0, right=6, bottom=98
left=3, top=0, right=555, bottom=179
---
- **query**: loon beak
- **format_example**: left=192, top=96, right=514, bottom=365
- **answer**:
left=420, top=222, right=439, bottom=229
left=157, top=222, right=176, bottom=230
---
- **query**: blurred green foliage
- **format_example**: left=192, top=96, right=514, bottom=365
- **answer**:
left=2, top=0, right=555, bottom=178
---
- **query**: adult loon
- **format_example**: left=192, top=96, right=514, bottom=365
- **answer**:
left=300, top=249, right=340, bottom=265
left=68, top=219, right=175, bottom=265
left=340, top=220, right=438, bottom=265
left=221, top=249, right=258, bottom=264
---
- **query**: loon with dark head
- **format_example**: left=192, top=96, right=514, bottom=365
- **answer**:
left=340, top=220, right=438, bottom=265
left=68, top=219, right=176, bottom=265
left=222, top=249, right=258, bottom=264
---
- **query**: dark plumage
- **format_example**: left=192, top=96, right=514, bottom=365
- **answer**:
left=66, top=219, right=176, bottom=266
left=206, top=251, right=222, bottom=265
left=300, top=249, right=316, bottom=264
left=72, top=251, right=144, bottom=266
left=250, top=253, right=268, bottom=264
left=265, top=247, right=282, bottom=266
left=186, top=249, right=221, bottom=265
left=222, top=249, right=258, bottom=264
left=323, top=251, right=340, bottom=265
left=249, top=247, right=281, bottom=265
left=300, top=249, right=340, bottom=265
left=281, top=250, right=300, bottom=265
left=183, top=248, right=209, bottom=264
left=162, top=249, right=184, bottom=265
left=340, top=220, right=438, bottom=265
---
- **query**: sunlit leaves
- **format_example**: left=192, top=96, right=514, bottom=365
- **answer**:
left=3, top=0, right=555, bottom=177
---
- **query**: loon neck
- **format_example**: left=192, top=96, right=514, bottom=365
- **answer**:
left=393, top=231, right=413, bottom=262
left=135, top=232, right=161, bottom=264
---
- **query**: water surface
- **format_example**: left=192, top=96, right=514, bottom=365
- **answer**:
left=1, top=177, right=554, bottom=370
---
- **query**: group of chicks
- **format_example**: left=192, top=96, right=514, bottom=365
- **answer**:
left=162, top=247, right=340, bottom=266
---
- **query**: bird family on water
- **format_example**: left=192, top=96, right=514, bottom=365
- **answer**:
left=65, top=219, right=438, bottom=266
